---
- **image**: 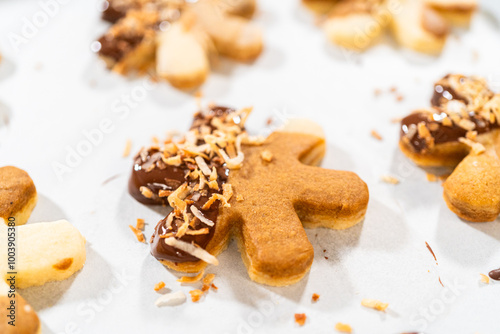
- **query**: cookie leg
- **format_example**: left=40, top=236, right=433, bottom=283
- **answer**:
left=443, top=147, right=500, bottom=222
left=235, top=200, right=314, bottom=287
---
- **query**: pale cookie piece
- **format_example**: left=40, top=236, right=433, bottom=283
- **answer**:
left=302, top=0, right=337, bottom=14
left=425, top=0, right=477, bottom=26
left=391, top=0, right=449, bottom=54
left=156, top=19, right=211, bottom=89
left=190, top=0, right=263, bottom=61
left=0, top=166, right=37, bottom=226
left=323, top=0, right=387, bottom=52
left=0, top=220, right=86, bottom=289
left=0, top=281, right=41, bottom=334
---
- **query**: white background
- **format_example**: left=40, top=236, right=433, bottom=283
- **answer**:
left=0, top=0, right=499, bottom=333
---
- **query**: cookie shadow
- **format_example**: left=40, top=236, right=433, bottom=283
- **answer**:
left=29, top=194, right=68, bottom=223
left=434, top=205, right=500, bottom=266
left=21, top=246, right=109, bottom=311
left=322, top=143, right=355, bottom=171
left=0, top=56, right=16, bottom=81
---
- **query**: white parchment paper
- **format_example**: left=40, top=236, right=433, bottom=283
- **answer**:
left=0, top=0, right=499, bottom=333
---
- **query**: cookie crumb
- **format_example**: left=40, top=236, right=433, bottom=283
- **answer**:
left=211, top=283, right=218, bottom=290
left=361, top=298, right=389, bottom=311
left=389, top=86, right=397, bottom=93
left=189, top=289, right=203, bottom=302
left=426, top=173, right=438, bottom=182
left=294, top=313, right=306, bottom=326
left=129, top=225, right=145, bottom=242
left=381, top=175, right=400, bottom=184
left=396, top=94, right=404, bottom=102
left=261, top=150, right=273, bottom=162
left=311, top=293, right=320, bottom=302
left=370, top=130, right=383, bottom=141
left=374, top=88, right=382, bottom=97
left=136, top=218, right=145, bottom=230
left=154, top=281, right=165, bottom=291
left=236, top=194, right=244, bottom=202
left=480, top=273, right=490, bottom=284
left=178, top=270, right=204, bottom=284
left=335, top=322, right=352, bottom=333
left=123, top=139, right=132, bottom=157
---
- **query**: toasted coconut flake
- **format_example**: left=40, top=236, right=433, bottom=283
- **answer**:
left=209, top=167, right=218, bottom=181
left=480, top=273, right=490, bottom=284
left=417, top=122, right=431, bottom=139
left=163, top=238, right=219, bottom=265
left=211, top=283, right=218, bottom=290
left=334, top=322, right=352, bottom=333
left=163, top=143, right=178, bottom=156
left=159, top=232, right=174, bottom=239
left=136, top=218, right=145, bottom=230
left=220, top=149, right=244, bottom=169
left=458, top=137, right=486, bottom=155
left=260, top=149, right=274, bottom=162
left=178, top=270, right=205, bottom=284
left=154, top=281, right=166, bottom=291
left=163, top=155, right=182, bottom=166
left=195, top=156, right=212, bottom=176
left=370, top=130, right=383, bottom=141
left=294, top=313, right=306, bottom=326
left=202, top=273, right=215, bottom=285
left=236, top=194, right=244, bottom=202
left=129, top=225, right=145, bottom=243
left=466, top=131, right=478, bottom=141
left=405, top=123, right=417, bottom=139
left=207, top=180, right=219, bottom=190
left=189, top=289, right=203, bottom=302
left=361, top=298, right=389, bottom=311
left=186, top=228, right=209, bottom=235
left=155, top=291, right=186, bottom=307
left=190, top=205, right=215, bottom=227
left=427, top=123, right=439, bottom=131
left=242, top=134, right=266, bottom=145
left=140, top=186, right=154, bottom=199
left=223, top=183, right=233, bottom=202
left=159, top=190, right=172, bottom=197
left=426, top=173, right=438, bottom=182
left=311, top=293, right=320, bottom=302
left=167, top=183, right=190, bottom=211
left=165, top=213, right=174, bottom=230
left=442, top=117, right=453, bottom=127
left=381, top=175, right=400, bottom=184
left=202, top=193, right=230, bottom=210
left=176, top=221, right=190, bottom=238
left=123, top=139, right=132, bottom=157
left=458, top=118, right=476, bottom=131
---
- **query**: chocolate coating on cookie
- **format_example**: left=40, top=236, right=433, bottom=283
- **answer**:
left=129, top=106, right=235, bottom=263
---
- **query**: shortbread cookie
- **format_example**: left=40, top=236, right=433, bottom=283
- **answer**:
left=0, top=220, right=87, bottom=288
left=97, top=0, right=263, bottom=89
left=129, top=106, right=369, bottom=285
left=0, top=281, right=40, bottom=334
left=0, top=166, right=37, bottom=226
left=399, top=74, right=500, bottom=222
left=304, top=0, right=477, bottom=54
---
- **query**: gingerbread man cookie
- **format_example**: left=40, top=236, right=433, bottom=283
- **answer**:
left=303, top=0, right=477, bottom=54
left=129, top=106, right=369, bottom=285
left=96, top=0, right=262, bottom=89
left=0, top=166, right=87, bottom=333
left=399, top=74, right=500, bottom=222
